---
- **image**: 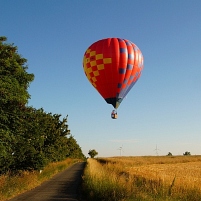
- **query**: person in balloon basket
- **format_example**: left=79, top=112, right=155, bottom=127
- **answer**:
left=111, top=110, right=118, bottom=119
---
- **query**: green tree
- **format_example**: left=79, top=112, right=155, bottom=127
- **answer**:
left=41, top=113, right=70, bottom=162
left=10, top=107, right=48, bottom=171
left=167, top=152, right=173, bottom=156
left=88, top=149, right=98, bottom=158
left=11, top=109, right=74, bottom=170
left=0, top=36, right=34, bottom=129
left=0, top=36, right=34, bottom=173
left=183, top=151, right=191, bottom=156
left=66, top=135, right=85, bottom=159
left=0, top=129, right=15, bottom=173
left=0, top=36, right=85, bottom=173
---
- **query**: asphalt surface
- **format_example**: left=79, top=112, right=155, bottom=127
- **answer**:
left=9, top=162, right=86, bottom=201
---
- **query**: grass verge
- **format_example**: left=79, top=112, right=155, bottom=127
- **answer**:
left=0, top=158, right=81, bottom=201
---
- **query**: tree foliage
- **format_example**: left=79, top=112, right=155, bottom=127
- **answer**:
left=167, top=152, right=173, bottom=156
left=0, top=37, right=85, bottom=174
left=66, top=135, right=85, bottom=159
left=183, top=151, right=191, bottom=156
left=88, top=149, right=98, bottom=158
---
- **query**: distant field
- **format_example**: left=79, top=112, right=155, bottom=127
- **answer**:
left=82, top=156, right=201, bottom=201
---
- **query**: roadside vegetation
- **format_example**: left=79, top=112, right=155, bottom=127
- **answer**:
left=82, top=156, right=201, bottom=201
left=0, top=158, right=82, bottom=201
left=0, top=37, right=85, bottom=199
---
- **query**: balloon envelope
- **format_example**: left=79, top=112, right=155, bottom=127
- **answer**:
left=83, top=38, right=144, bottom=109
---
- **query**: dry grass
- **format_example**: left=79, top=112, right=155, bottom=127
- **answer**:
left=0, top=171, right=39, bottom=201
left=0, top=158, right=80, bottom=201
left=82, top=156, right=201, bottom=201
left=82, top=159, right=129, bottom=201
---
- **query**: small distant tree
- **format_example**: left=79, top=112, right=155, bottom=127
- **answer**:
left=167, top=152, right=173, bottom=156
left=183, top=151, right=191, bottom=156
left=88, top=149, right=98, bottom=158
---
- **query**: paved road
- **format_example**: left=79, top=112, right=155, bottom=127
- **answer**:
left=9, top=162, right=86, bottom=201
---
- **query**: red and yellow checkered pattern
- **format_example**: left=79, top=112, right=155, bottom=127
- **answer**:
left=83, top=48, right=112, bottom=87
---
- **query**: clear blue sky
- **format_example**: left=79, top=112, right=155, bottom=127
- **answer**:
left=1, top=0, right=201, bottom=157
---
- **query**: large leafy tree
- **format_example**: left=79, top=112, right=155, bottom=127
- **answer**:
left=0, top=36, right=34, bottom=127
left=0, top=36, right=85, bottom=173
left=66, top=135, right=85, bottom=159
left=41, top=113, right=71, bottom=162
left=11, top=108, right=71, bottom=170
left=0, top=36, right=34, bottom=172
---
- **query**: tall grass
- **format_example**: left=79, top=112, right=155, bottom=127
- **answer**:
left=0, top=158, right=80, bottom=201
left=82, top=159, right=129, bottom=201
left=82, top=156, right=201, bottom=201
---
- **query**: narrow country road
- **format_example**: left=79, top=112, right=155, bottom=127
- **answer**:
left=9, top=162, right=86, bottom=201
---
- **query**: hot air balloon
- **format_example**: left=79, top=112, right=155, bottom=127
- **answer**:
left=83, top=38, right=144, bottom=119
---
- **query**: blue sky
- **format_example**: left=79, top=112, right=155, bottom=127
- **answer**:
left=1, top=0, right=201, bottom=157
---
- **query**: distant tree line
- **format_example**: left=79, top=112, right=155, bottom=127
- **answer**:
left=0, top=36, right=85, bottom=174
left=167, top=151, right=191, bottom=156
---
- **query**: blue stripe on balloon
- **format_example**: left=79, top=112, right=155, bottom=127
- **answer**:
left=120, top=48, right=126, bottom=53
left=119, top=68, right=126, bottom=74
left=128, top=54, right=134, bottom=59
left=118, top=83, right=122, bottom=88
left=126, top=41, right=132, bottom=46
left=123, top=79, right=128, bottom=84
left=118, top=38, right=124, bottom=42
left=129, top=75, right=134, bottom=80
left=127, top=64, right=133, bottom=70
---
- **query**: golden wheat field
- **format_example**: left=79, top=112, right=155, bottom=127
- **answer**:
left=105, top=156, right=201, bottom=190
left=82, top=156, right=201, bottom=200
